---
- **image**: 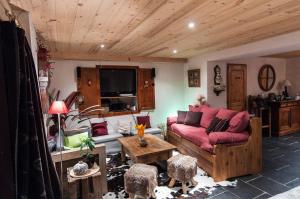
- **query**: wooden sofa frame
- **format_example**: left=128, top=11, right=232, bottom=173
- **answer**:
left=167, top=117, right=262, bottom=182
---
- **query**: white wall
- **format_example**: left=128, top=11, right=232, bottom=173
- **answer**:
left=183, top=57, right=208, bottom=107
left=50, top=60, right=185, bottom=133
left=206, top=57, right=286, bottom=108
left=185, top=30, right=300, bottom=107
left=286, top=58, right=300, bottom=96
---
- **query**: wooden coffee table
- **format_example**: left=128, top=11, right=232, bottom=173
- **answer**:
left=118, top=134, right=177, bottom=164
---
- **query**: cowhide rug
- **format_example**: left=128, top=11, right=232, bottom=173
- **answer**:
left=103, top=152, right=236, bottom=199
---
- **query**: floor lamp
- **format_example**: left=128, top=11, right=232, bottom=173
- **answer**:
left=49, top=101, right=68, bottom=198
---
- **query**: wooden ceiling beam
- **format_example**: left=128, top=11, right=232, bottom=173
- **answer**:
left=264, top=50, right=300, bottom=59
left=50, top=52, right=187, bottom=63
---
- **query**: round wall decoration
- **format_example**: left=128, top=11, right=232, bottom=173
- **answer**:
left=258, top=64, right=276, bottom=91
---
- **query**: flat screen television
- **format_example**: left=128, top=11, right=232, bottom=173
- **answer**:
left=100, top=68, right=137, bottom=97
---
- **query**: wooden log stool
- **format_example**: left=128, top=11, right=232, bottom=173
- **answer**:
left=67, top=167, right=102, bottom=199
left=167, top=154, right=198, bottom=194
left=124, top=163, right=158, bottom=199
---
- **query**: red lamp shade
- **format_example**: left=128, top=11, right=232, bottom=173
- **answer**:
left=48, top=101, right=68, bottom=114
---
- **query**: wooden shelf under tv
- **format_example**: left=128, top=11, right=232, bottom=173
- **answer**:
left=104, top=110, right=140, bottom=117
left=79, top=110, right=140, bottom=118
left=100, top=96, right=137, bottom=99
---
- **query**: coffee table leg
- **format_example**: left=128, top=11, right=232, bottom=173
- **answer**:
left=121, top=145, right=126, bottom=163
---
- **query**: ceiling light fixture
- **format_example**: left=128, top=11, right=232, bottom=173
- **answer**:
left=100, top=44, right=105, bottom=48
left=188, top=21, right=195, bottom=29
left=172, top=49, right=178, bottom=54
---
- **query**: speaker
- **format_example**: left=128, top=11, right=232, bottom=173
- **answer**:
left=76, top=67, right=81, bottom=79
left=151, top=68, right=156, bottom=78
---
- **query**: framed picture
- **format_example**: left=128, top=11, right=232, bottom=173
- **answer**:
left=188, top=69, right=200, bottom=87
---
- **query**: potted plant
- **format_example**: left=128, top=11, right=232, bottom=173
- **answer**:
left=157, top=123, right=166, bottom=140
left=80, top=137, right=96, bottom=168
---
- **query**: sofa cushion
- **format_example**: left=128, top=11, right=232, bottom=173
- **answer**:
left=93, top=133, right=123, bottom=144
left=64, top=132, right=89, bottom=148
left=184, top=111, right=202, bottom=127
left=91, top=121, right=108, bottom=137
left=206, top=117, right=222, bottom=133
left=171, top=123, right=192, bottom=137
left=189, top=104, right=209, bottom=112
left=200, top=107, right=219, bottom=128
left=209, top=131, right=249, bottom=145
left=137, top=116, right=151, bottom=128
left=214, top=119, right=229, bottom=132
left=216, top=108, right=237, bottom=120
left=227, top=111, right=250, bottom=133
left=170, top=123, right=213, bottom=152
left=177, top=111, right=187, bottom=124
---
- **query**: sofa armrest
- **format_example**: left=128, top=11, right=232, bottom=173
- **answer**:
left=167, top=116, right=177, bottom=127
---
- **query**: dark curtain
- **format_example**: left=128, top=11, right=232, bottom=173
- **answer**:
left=0, top=21, right=61, bottom=199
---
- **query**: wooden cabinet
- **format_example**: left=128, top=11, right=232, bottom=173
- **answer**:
left=291, top=106, right=300, bottom=129
left=270, top=100, right=300, bottom=136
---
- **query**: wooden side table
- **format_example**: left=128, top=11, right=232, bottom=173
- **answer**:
left=67, top=167, right=102, bottom=199
left=51, top=144, right=107, bottom=197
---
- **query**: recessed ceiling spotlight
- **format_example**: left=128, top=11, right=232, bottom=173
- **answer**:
left=172, top=49, right=178, bottom=54
left=100, top=44, right=105, bottom=48
left=188, top=21, right=195, bottom=29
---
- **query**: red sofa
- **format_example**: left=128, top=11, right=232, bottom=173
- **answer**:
left=167, top=105, right=262, bottom=182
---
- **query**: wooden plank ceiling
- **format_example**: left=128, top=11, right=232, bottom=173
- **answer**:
left=265, top=50, right=300, bottom=59
left=9, top=0, right=300, bottom=61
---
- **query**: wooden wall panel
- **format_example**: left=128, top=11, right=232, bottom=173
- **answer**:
left=138, top=68, right=155, bottom=110
left=77, top=67, right=100, bottom=111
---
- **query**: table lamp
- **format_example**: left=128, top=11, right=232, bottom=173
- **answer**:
left=49, top=101, right=68, bottom=197
left=282, top=80, right=292, bottom=98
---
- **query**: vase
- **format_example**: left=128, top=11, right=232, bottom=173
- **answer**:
left=138, top=136, right=148, bottom=147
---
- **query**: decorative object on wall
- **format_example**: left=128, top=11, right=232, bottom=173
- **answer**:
left=213, top=65, right=226, bottom=96
left=188, top=69, right=200, bottom=87
left=258, top=64, right=276, bottom=91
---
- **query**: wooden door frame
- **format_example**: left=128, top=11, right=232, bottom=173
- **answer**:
left=227, top=63, right=247, bottom=110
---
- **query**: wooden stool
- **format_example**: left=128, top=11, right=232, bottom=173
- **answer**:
left=124, top=163, right=158, bottom=199
left=67, top=167, right=102, bottom=199
left=167, top=154, right=198, bottom=194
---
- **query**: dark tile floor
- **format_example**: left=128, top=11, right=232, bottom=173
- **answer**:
left=208, top=132, right=300, bottom=199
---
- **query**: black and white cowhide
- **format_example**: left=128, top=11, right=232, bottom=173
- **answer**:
left=103, top=152, right=236, bottom=199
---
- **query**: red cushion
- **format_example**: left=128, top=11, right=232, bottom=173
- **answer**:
left=137, top=116, right=151, bottom=128
left=189, top=104, right=209, bottom=112
left=91, top=122, right=108, bottom=136
left=227, top=111, right=250, bottom=133
left=200, top=107, right=219, bottom=128
left=170, top=124, right=213, bottom=152
left=171, top=123, right=192, bottom=137
left=209, top=131, right=249, bottom=145
left=216, top=108, right=237, bottom=120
